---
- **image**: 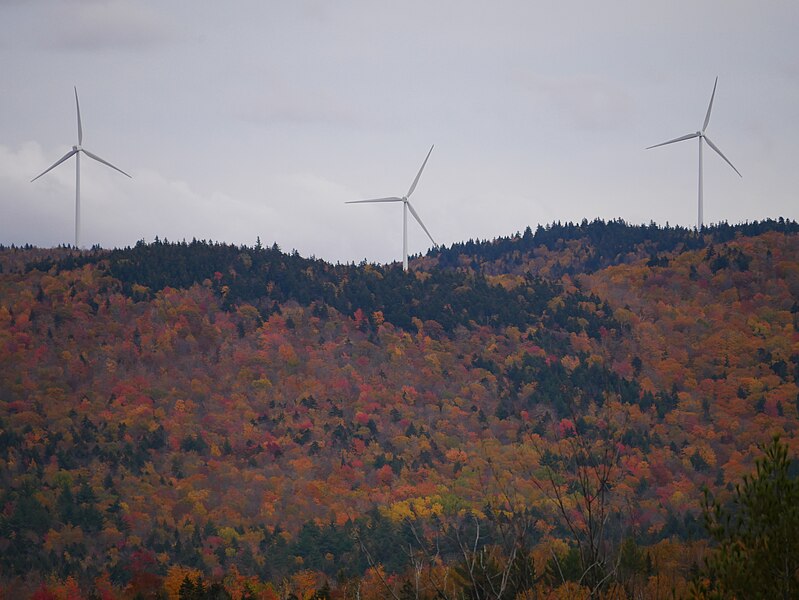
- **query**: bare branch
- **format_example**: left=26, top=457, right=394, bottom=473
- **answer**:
left=353, top=525, right=402, bottom=600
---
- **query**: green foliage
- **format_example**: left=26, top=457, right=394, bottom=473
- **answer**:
left=179, top=576, right=232, bottom=599
left=692, top=436, right=799, bottom=599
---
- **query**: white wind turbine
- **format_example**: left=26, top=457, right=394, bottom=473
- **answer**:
left=347, top=145, right=437, bottom=271
left=32, top=87, right=131, bottom=248
left=647, top=77, right=741, bottom=230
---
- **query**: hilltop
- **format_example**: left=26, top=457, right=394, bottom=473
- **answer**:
left=1, top=219, right=798, bottom=598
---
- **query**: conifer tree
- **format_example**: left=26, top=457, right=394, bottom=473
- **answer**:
left=692, top=436, right=799, bottom=598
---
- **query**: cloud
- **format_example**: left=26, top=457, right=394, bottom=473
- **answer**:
left=517, top=74, right=635, bottom=131
left=47, top=0, right=174, bottom=51
left=0, top=142, right=266, bottom=249
left=0, top=142, right=405, bottom=262
left=236, top=87, right=362, bottom=128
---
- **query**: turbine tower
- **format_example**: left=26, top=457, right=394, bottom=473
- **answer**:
left=32, top=87, right=131, bottom=248
left=347, top=145, right=437, bottom=271
left=647, top=77, right=741, bottom=230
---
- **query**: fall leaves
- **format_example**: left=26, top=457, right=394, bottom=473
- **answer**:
left=2, top=223, right=799, bottom=598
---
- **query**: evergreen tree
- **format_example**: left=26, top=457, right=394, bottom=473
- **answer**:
left=691, top=436, right=799, bottom=599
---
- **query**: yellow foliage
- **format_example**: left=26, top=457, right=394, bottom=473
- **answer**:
left=697, top=444, right=717, bottom=468
left=237, top=304, right=261, bottom=322
left=164, top=565, right=203, bottom=600
left=505, top=325, right=522, bottom=342
left=445, top=448, right=468, bottom=463
left=218, top=526, right=239, bottom=545
left=290, top=569, right=323, bottom=600
left=551, top=581, right=590, bottom=599
left=569, top=331, right=592, bottom=353
left=384, top=496, right=444, bottom=521
left=131, top=283, right=150, bottom=296
left=425, top=352, right=441, bottom=370
left=560, top=355, right=580, bottom=372
left=547, top=296, right=565, bottom=312
left=585, top=353, right=604, bottom=367
left=360, top=565, right=394, bottom=600
left=529, top=536, right=565, bottom=576
left=187, top=489, right=210, bottom=503
left=601, top=582, right=629, bottom=599
left=746, top=315, right=771, bottom=337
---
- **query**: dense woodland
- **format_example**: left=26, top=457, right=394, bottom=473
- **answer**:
left=1, top=219, right=799, bottom=599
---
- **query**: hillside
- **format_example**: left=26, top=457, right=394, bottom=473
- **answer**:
left=1, top=220, right=798, bottom=599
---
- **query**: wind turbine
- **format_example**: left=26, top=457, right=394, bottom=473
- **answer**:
left=647, top=77, right=741, bottom=230
left=32, top=87, right=131, bottom=248
left=347, top=145, right=437, bottom=271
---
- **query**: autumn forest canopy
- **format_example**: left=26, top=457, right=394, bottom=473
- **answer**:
left=2, top=218, right=799, bottom=599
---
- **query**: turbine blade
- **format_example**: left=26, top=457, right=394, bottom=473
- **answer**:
left=75, top=87, right=83, bottom=145
left=406, top=201, right=436, bottom=246
left=703, top=135, right=742, bottom=177
left=646, top=132, right=699, bottom=150
left=31, top=149, right=78, bottom=182
left=703, top=76, right=718, bottom=132
left=406, top=144, right=434, bottom=198
left=82, top=149, right=132, bottom=178
left=345, top=197, right=402, bottom=204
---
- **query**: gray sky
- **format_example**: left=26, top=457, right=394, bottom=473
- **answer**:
left=2, top=1, right=798, bottom=265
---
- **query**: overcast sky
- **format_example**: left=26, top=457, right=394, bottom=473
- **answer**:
left=1, top=1, right=797, bottom=265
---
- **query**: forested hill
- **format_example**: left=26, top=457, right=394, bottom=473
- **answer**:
left=4, top=218, right=796, bottom=326
left=427, top=217, right=799, bottom=275
left=6, top=238, right=595, bottom=333
left=1, top=220, right=799, bottom=599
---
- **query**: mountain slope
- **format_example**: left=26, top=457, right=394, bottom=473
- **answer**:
left=1, top=220, right=797, bottom=597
